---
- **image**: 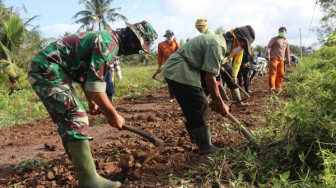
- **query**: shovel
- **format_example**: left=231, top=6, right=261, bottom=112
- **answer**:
left=152, top=72, right=167, bottom=84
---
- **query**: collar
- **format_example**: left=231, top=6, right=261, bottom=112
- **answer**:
left=108, top=30, right=120, bottom=46
left=225, top=40, right=233, bottom=57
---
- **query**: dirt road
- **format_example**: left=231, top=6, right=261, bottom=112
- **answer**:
left=0, top=75, right=271, bottom=187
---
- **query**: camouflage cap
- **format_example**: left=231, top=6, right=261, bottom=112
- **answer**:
left=125, top=20, right=158, bottom=53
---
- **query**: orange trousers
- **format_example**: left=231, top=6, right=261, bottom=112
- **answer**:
left=268, top=58, right=285, bottom=90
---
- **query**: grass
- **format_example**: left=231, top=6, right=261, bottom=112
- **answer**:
left=14, top=153, right=48, bottom=171
left=0, top=64, right=165, bottom=128
left=0, top=78, right=48, bottom=127
left=113, top=64, right=166, bottom=99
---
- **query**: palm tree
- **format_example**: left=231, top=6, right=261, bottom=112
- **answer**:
left=0, top=13, right=25, bottom=94
left=73, top=0, right=127, bottom=32
left=0, top=4, right=43, bottom=94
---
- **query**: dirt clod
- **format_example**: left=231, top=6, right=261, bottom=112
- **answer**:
left=147, top=114, right=156, bottom=122
left=44, top=143, right=56, bottom=151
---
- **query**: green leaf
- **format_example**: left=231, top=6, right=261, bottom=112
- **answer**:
left=279, top=170, right=290, bottom=183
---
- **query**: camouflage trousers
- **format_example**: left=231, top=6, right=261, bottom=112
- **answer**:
left=28, top=60, right=90, bottom=142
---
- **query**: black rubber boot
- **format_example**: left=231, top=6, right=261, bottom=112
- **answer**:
left=185, top=125, right=196, bottom=143
left=192, top=126, right=220, bottom=155
left=185, top=123, right=217, bottom=143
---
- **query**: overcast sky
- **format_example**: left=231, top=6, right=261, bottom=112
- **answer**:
left=4, top=0, right=323, bottom=50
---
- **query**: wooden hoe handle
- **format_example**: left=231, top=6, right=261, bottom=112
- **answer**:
left=123, top=125, right=165, bottom=147
left=227, top=113, right=255, bottom=142
left=223, top=70, right=250, bottom=98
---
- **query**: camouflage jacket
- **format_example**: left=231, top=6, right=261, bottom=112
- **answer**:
left=32, top=30, right=119, bottom=93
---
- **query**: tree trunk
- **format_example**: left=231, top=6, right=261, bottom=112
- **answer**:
left=6, top=65, right=19, bottom=95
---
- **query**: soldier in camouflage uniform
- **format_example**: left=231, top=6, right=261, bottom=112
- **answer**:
left=27, top=20, right=157, bottom=188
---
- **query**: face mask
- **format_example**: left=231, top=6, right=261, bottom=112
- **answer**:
left=166, top=37, right=173, bottom=42
left=279, top=32, right=286, bottom=37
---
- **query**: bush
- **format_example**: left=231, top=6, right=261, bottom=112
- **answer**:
left=209, top=46, right=336, bottom=187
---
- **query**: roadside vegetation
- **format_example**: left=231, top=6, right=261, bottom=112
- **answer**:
left=168, top=46, right=336, bottom=187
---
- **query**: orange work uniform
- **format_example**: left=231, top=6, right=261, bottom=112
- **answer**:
left=157, top=40, right=180, bottom=66
left=266, top=36, right=290, bottom=90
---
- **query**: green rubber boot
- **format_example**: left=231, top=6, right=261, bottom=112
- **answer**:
left=67, top=140, right=121, bottom=188
left=231, top=88, right=249, bottom=107
left=62, top=140, right=72, bottom=161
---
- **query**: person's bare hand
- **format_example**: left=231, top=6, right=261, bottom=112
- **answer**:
left=243, top=63, right=248, bottom=68
left=89, top=102, right=99, bottom=115
left=231, top=77, right=237, bottom=85
left=107, top=113, right=125, bottom=130
left=156, top=66, right=162, bottom=73
left=173, top=37, right=177, bottom=43
left=214, top=99, right=230, bottom=116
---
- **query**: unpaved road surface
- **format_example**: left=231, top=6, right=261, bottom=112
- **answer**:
left=0, top=76, right=273, bottom=187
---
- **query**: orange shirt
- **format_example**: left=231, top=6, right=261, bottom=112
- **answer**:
left=157, top=40, right=180, bottom=66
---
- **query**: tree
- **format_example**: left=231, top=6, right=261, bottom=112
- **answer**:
left=0, top=13, right=25, bottom=94
left=253, top=45, right=266, bottom=54
left=215, top=26, right=226, bottom=34
left=326, top=31, right=336, bottom=46
left=179, top=39, right=184, bottom=46
left=73, top=0, right=127, bottom=32
left=317, top=0, right=336, bottom=44
left=289, top=44, right=309, bottom=56
left=0, top=4, right=44, bottom=94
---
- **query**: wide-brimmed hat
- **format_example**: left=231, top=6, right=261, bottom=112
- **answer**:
left=163, top=29, right=174, bottom=37
left=233, top=25, right=255, bottom=56
left=125, top=20, right=158, bottom=53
